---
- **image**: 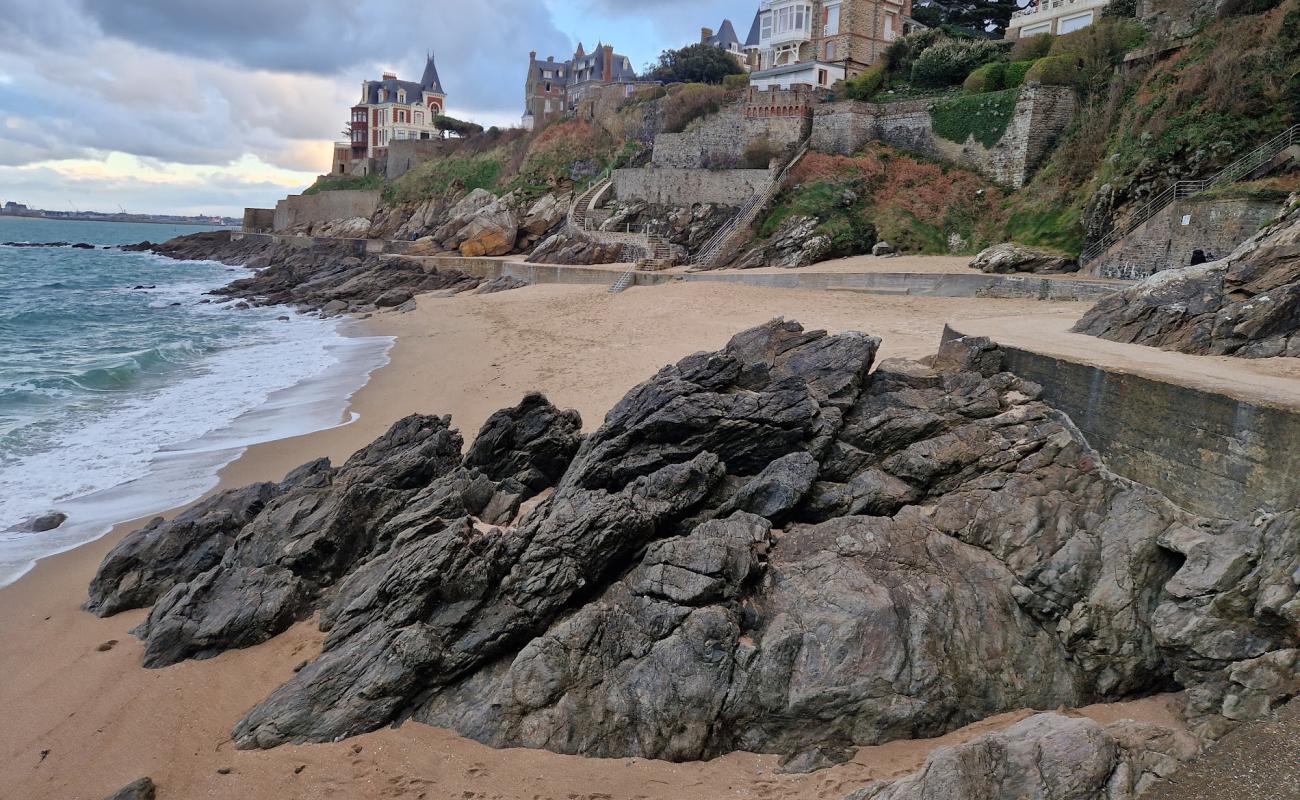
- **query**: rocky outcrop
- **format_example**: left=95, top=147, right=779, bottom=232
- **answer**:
left=143, top=235, right=512, bottom=313
left=433, top=189, right=519, bottom=257
left=733, top=215, right=833, bottom=269
left=970, top=242, right=1079, bottom=274
left=847, top=713, right=1200, bottom=800
left=1075, top=195, right=1300, bottom=357
left=102, top=777, right=156, bottom=800
left=526, top=230, right=625, bottom=265
left=88, top=320, right=1299, bottom=792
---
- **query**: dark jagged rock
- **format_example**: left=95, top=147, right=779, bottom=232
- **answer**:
left=141, top=233, right=511, bottom=314
left=102, top=777, right=155, bottom=800
left=85, top=481, right=280, bottom=617
left=133, top=415, right=465, bottom=668
left=1075, top=195, right=1300, bottom=358
left=87, top=319, right=1300, bottom=792
left=526, top=230, right=624, bottom=265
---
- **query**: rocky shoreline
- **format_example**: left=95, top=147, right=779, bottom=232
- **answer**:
left=85, top=318, right=1300, bottom=798
left=138, top=230, right=519, bottom=316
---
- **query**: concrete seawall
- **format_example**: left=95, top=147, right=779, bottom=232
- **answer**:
left=944, top=325, right=1300, bottom=519
left=408, top=255, right=1120, bottom=301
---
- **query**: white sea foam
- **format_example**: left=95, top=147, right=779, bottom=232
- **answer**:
left=0, top=284, right=393, bottom=587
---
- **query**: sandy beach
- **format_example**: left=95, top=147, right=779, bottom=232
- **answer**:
left=0, top=281, right=1180, bottom=799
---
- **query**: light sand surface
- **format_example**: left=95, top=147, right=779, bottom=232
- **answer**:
left=1, top=282, right=1191, bottom=799
left=955, top=314, right=1300, bottom=411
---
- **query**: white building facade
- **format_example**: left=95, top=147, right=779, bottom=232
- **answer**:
left=1005, top=0, right=1110, bottom=39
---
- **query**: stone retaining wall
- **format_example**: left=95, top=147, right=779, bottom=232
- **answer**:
left=612, top=168, right=771, bottom=206
left=385, top=139, right=461, bottom=181
left=242, top=208, right=274, bottom=233
left=652, top=103, right=808, bottom=170
left=1087, top=195, right=1281, bottom=277
left=945, top=325, right=1300, bottom=519
left=272, top=190, right=381, bottom=232
left=811, top=86, right=1077, bottom=188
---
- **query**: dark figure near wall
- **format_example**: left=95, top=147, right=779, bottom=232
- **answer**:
left=1190, top=249, right=1208, bottom=265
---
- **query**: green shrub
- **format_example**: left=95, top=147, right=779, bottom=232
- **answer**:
left=885, top=29, right=943, bottom=77
left=930, top=88, right=1020, bottom=147
left=1004, top=59, right=1036, bottom=88
left=912, top=39, right=1004, bottom=87
left=1101, top=0, right=1137, bottom=17
left=1011, top=33, right=1055, bottom=61
left=1024, top=54, right=1079, bottom=86
left=662, top=83, right=728, bottom=133
left=964, top=62, right=1007, bottom=93
left=385, top=152, right=503, bottom=203
left=723, top=73, right=751, bottom=91
left=303, top=173, right=384, bottom=195
left=1218, top=0, right=1285, bottom=17
left=844, top=64, right=888, bottom=100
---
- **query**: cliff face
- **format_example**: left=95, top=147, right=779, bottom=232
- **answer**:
left=1074, top=196, right=1300, bottom=357
left=86, top=320, right=1299, bottom=794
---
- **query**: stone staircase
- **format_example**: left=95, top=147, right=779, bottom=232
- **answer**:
left=1083, top=124, right=1300, bottom=278
left=693, top=139, right=812, bottom=269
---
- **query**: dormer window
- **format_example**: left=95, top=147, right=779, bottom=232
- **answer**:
left=398, top=90, right=406, bottom=103
left=378, top=89, right=386, bottom=102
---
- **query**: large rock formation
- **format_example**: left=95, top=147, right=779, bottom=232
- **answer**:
left=848, top=713, right=1200, bottom=800
left=1075, top=196, right=1300, bottom=357
left=143, top=235, right=506, bottom=313
left=527, top=229, right=626, bottom=265
left=87, top=321, right=1299, bottom=794
left=970, top=242, right=1079, bottom=274
left=733, top=215, right=834, bottom=269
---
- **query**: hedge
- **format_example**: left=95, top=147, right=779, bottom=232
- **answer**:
left=963, top=62, right=1007, bottom=94
left=1023, top=54, right=1079, bottom=87
left=930, top=88, right=1020, bottom=147
left=1004, top=60, right=1037, bottom=88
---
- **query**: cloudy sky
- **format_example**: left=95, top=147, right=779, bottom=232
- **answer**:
left=0, top=0, right=756, bottom=217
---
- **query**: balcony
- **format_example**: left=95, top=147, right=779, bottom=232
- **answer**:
left=1011, top=0, right=1109, bottom=23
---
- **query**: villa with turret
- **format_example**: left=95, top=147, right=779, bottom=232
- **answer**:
left=334, top=54, right=447, bottom=175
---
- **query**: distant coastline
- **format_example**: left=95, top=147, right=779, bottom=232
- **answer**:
left=0, top=211, right=239, bottom=227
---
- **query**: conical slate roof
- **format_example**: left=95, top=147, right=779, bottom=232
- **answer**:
left=744, top=12, right=761, bottom=48
left=421, top=53, right=445, bottom=95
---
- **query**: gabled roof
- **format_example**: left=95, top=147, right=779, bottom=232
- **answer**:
left=744, top=11, right=762, bottom=48
left=420, top=53, right=445, bottom=95
left=364, top=78, right=428, bottom=105
left=705, top=18, right=741, bottom=49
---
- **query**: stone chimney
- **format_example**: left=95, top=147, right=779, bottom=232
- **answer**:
left=382, top=71, right=397, bottom=81
left=701, top=27, right=714, bottom=44
left=603, top=44, right=614, bottom=82
left=529, top=50, right=537, bottom=62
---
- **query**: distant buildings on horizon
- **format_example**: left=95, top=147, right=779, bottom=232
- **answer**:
left=0, top=201, right=236, bottom=227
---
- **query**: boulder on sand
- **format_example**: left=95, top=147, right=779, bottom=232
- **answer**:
left=102, top=777, right=156, bottom=800
left=970, top=242, right=1078, bottom=274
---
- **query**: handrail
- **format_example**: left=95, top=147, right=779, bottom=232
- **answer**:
left=694, top=138, right=812, bottom=268
left=1082, top=124, right=1298, bottom=265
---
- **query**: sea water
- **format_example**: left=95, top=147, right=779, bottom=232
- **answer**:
left=0, top=217, right=392, bottom=586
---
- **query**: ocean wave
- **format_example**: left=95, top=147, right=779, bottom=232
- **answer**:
left=0, top=312, right=369, bottom=532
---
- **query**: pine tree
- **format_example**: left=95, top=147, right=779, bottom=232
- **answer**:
left=912, top=0, right=1025, bottom=36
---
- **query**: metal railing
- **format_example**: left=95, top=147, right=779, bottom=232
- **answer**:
left=1081, top=124, right=1299, bottom=266
left=694, top=138, right=812, bottom=268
